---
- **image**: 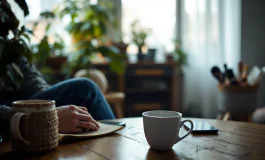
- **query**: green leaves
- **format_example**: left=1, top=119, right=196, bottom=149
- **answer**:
left=131, top=20, right=151, bottom=47
left=80, top=22, right=92, bottom=33
left=172, top=40, right=188, bottom=65
left=52, top=0, right=125, bottom=74
left=0, top=1, right=32, bottom=93
left=97, top=46, right=125, bottom=74
left=57, top=0, right=112, bottom=39
left=0, top=1, right=20, bottom=36
left=14, top=0, right=29, bottom=16
left=40, top=11, right=55, bottom=19
left=32, top=36, right=50, bottom=65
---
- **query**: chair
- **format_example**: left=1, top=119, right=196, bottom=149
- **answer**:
left=104, top=92, right=125, bottom=118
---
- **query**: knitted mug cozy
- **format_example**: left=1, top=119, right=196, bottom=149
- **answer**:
left=11, top=100, right=59, bottom=152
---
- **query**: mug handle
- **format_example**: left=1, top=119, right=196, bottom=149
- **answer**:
left=10, top=112, right=30, bottom=145
left=176, top=120, right=193, bottom=143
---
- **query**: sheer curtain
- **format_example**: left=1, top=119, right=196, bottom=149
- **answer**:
left=181, top=0, right=241, bottom=118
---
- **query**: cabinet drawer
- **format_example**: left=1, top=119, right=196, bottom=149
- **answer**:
left=126, top=66, right=172, bottom=76
left=125, top=93, right=170, bottom=112
left=133, top=103, right=162, bottom=111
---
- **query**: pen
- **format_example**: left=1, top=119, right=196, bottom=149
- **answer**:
left=227, top=69, right=239, bottom=85
left=238, top=61, right=243, bottom=80
left=242, top=64, right=248, bottom=84
left=223, top=64, right=229, bottom=84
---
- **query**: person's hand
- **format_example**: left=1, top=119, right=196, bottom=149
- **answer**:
left=56, top=105, right=100, bottom=133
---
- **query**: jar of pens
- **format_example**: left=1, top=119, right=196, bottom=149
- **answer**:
left=211, top=62, right=263, bottom=121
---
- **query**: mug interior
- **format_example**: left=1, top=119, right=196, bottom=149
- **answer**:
left=143, top=110, right=182, bottom=118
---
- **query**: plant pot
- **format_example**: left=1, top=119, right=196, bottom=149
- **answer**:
left=137, top=46, right=144, bottom=62
left=46, top=56, right=67, bottom=70
left=146, top=48, right=156, bottom=62
left=166, top=54, right=174, bottom=63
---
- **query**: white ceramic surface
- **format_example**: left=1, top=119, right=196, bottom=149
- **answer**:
left=143, top=110, right=193, bottom=150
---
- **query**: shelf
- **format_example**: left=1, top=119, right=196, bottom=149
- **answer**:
left=93, top=62, right=182, bottom=116
left=125, top=88, right=171, bottom=94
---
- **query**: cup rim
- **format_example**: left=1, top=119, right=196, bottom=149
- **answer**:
left=142, top=110, right=182, bottom=118
left=12, top=100, right=55, bottom=107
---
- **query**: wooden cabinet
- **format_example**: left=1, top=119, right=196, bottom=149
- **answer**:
left=93, top=62, right=183, bottom=117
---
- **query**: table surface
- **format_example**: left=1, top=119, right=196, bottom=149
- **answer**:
left=1, top=117, right=265, bottom=160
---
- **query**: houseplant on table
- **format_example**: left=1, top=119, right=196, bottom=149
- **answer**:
left=130, top=20, right=151, bottom=62
left=0, top=0, right=32, bottom=93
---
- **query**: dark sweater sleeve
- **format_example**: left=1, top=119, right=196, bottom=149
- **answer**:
left=0, top=57, right=50, bottom=139
left=0, top=105, right=11, bottom=140
left=16, top=57, right=50, bottom=97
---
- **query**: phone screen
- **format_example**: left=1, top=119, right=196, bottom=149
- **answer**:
left=100, top=121, right=126, bottom=127
left=184, top=121, right=218, bottom=134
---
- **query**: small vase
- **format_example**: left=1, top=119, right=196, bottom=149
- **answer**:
left=137, top=46, right=144, bottom=62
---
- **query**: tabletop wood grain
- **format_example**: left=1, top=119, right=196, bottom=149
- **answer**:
left=1, top=118, right=265, bottom=160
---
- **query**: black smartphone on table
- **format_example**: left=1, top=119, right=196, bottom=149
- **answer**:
left=100, top=121, right=126, bottom=127
left=184, top=121, right=219, bottom=134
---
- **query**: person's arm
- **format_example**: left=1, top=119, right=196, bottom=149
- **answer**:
left=0, top=104, right=99, bottom=140
left=16, top=56, right=50, bottom=97
left=0, top=105, right=11, bottom=140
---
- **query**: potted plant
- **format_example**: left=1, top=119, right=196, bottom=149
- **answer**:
left=31, top=11, right=67, bottom=71
left=169, top=40, right=188, bottom=76
left=54, top=0, right=126, bottom=74
left=172, top=40, right=188, bottom=66
left=130, top=20, right=151, bottom=61
left=0, top=0, right=32, bottom=93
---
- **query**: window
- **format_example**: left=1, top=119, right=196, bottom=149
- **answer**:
left=23, top=0, right=177, bottom=59
left=25, top=0, right=70, bottom=46
left=122, top=0, right=176, bottom=62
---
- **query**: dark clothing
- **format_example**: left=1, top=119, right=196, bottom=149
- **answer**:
left=0, top=57, right=115, bottom=140
left=0, top=57, right=49, bottom=139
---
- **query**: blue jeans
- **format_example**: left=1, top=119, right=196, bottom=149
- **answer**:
left=30, top=78, right=115, bottom=120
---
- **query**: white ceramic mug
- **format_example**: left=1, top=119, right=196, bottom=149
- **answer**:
left=143, top=110, right=193, bottom=150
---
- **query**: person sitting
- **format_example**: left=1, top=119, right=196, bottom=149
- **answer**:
left=0, top=56, right=115, bottom=139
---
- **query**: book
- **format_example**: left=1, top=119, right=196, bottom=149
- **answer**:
left=59, top=122, right=124, bottom=142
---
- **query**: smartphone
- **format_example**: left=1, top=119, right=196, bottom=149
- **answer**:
left=100, top=121, right=126, bottom=127
left=184, top=121, right=218, bottom=134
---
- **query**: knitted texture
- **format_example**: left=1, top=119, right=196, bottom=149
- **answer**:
left=0, top=105, right=11, bottom=139
left=11, top=109, right=59, bottom=152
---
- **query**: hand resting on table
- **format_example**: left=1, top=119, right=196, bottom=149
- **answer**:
left=56, top=105, right=100, bottom=133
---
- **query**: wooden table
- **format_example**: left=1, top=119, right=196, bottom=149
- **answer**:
left=1, top=118, right=265, bottom=159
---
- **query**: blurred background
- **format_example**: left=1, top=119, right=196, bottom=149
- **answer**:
left=6, top=0, right=265, bottom=121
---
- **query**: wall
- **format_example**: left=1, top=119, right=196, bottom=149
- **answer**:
left=241, top=0, right=265, bottom=107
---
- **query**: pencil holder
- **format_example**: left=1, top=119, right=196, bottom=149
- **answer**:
left=217, top=85, right=259, bottom=115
